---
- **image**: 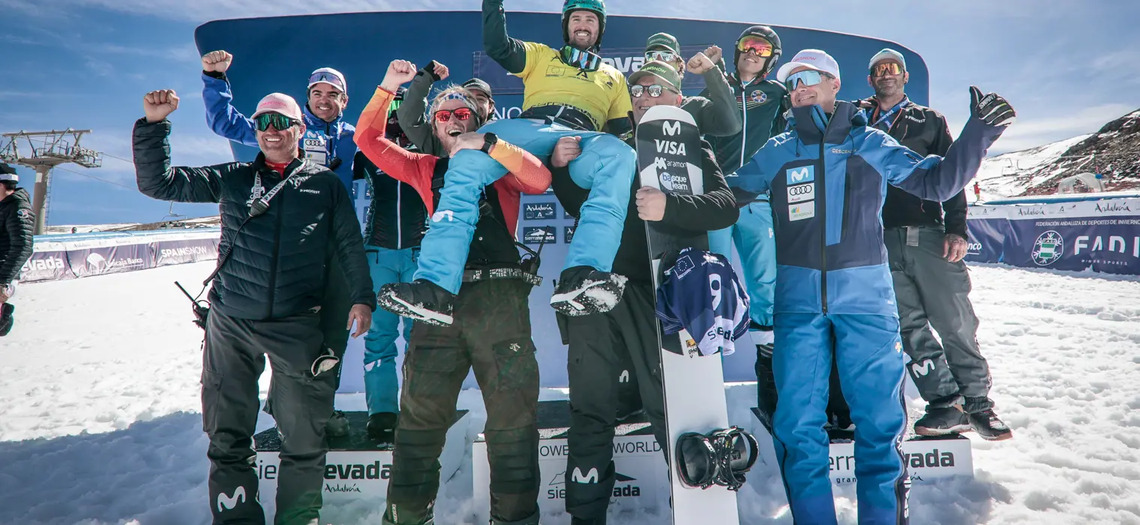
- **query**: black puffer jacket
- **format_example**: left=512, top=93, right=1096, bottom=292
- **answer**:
left=133, top=118, right=374, bottom=320
left=0, top=187, right=34, bottom=285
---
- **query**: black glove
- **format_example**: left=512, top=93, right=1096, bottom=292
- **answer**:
left=970, top=86, right=1016, bottom=127
left=421, top=60, right=443, bottom=82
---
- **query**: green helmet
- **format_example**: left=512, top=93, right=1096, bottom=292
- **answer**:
left=562, top=0, right=606, bottom=49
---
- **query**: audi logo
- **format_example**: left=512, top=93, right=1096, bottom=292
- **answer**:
left=788, top=185, right=814, bottom=196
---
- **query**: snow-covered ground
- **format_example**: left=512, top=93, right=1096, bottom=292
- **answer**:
left=974, top=135, right=1090, bottom=202
left=2, top=261, right=1139, bottom=524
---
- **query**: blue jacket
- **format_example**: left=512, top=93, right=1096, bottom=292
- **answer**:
left=202, top=73, right=357, bottom=190
left=735, top=101, right=1003, bottom=316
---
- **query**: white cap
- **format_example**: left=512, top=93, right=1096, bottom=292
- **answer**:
left=0, top=163, right=16, bottom=183
left=307, top=67, right=348, bottom=95
left=776, top=49, right=841, bottom=83
left=869, top=48, right=907, bottom=71
left=251, top=93, right=304, bottom=121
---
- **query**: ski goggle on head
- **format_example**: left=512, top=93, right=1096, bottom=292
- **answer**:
left=630, top=84, right=678, bottom=99
left=645, top=50, right=679, bottom=63
left=736, top=36, right=774, bottom=57
left=783, top=69, right=832, bottom=91
left=560, top=46, right=602, bottom=72
left=433, top=107, right=474, bottom=123
left=871, top=61, right=904, bottom=77
left=255, top=112, right=301, bottom=132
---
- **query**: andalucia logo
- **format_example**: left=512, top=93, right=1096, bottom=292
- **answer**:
left=1031, top=230, right=1064, bottom=266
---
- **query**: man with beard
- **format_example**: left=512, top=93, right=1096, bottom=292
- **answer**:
left=377, top=0, right=638, bottom=326
left=860, top=48, right=1011, bottom=441
left=355, top=59, right=551, bottom=525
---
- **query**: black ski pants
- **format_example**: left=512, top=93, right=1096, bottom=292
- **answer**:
left=202, top=307, right=338, bottom=525
left=383, top=278, right=540, bottom=525
left=563, top=281, right=668, bottom=520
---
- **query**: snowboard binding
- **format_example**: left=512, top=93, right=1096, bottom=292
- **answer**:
left=675, top=426, right=759, bottom=491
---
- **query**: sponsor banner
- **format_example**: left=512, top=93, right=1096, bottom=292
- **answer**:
left=965, top=198, right=1140, bottom=274
left=830, top=436, right=973, bottom=485
left=964, top=218, right=1006, bottom=263
left=67, top=244, right=152, bottom=278
left=524, top=201, right=557, bottom=221
left=154, top=238, right=220, bottom=266
left=473, top=434, right=670, bottom=524
left=18, top=251, right=72, bottom=282
left=256, top=412, right=467, bottom=509
left=523, top=226, right=557, bottom=245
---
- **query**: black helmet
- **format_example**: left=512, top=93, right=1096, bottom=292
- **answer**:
left=734, top=25, right=782, bottom=78
left=562, top=0, right=607, bottom=49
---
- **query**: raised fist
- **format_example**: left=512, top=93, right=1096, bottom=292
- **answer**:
left=201, top=50, right=233, bottom=73
left=380, top=59, right=418, bottom=92
left=703, top=45, right=723, bottom=65
left=143, top=89, right=180, bottom=123
left=430, top=61, right=450, bottom=81
left=687, top=52, right=715, bottom=75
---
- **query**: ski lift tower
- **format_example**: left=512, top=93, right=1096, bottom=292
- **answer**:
left=0, top=129, right=103, bottom=234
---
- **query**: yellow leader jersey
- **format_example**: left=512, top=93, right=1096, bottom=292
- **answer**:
left=514, top=41, right=632, bottom=132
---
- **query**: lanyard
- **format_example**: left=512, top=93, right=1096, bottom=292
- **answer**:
left=871, top=98, right=908, bottom=131
left=249, top=167, right=298, bottom=217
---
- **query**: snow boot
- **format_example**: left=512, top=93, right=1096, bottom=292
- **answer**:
left=367, top=411, right=399, bottom=445
left=967, top=408, right=1013, bottom=441
left=0, top=303, right=13, bottom=336
left=914, top=406, right=972, bottom=437
left=378, top=279, right=455, bottom=326
left=676, top=426, right=758, bottom=491
left=550, top=266, right=627, bottom=317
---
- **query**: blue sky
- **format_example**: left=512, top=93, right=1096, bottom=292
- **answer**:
left=1, top=0, right=1138, bottom=226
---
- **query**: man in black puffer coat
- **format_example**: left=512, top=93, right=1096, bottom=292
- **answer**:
left=133, top=89, right=374, bottom=525
left=0, top=162, right=34, bottom=336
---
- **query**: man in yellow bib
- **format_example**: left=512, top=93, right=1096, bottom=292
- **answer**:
left=376, top=0, right=637, bottom=326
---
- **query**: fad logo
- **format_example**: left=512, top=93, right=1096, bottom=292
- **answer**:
left=1031, top=230, right=1064, bottom=266
left=786, top=165, right=814, bottom=185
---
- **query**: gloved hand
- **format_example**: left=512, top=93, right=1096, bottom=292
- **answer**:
left=970, top=86, right=1016, bottom=127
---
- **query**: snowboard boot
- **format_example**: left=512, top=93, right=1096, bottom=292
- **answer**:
left=378, top=279, right=455, bottom=326
left=326, top=410, right=350, bottom=438
left=550, top=266, right=627, bottom=317
left=367, top=411, right=399, bottom=445
left=967, top=408, right=1013, bottom=441
left=913, top=406, right=972, bottom=437
left=676, top=426, right=758, bottom=491
left=0, top=303, right=13, bottom=336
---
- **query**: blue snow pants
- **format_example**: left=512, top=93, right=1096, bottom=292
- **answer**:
left=772, top=312, right=910, bottom=525
left=363, top=245, right=417, bottom=415
left=413, top=118, right=636, bottom=293
left=709, top=199, right=776, bottom=328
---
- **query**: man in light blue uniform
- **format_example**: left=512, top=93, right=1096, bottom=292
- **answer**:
left=734, top=49, right=1014, bottom=524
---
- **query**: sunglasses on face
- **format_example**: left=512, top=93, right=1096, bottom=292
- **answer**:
left=871, top=62, right=903, bottom=77
left=645, top=50, right=679, bottom=63
left=255, top=112, right=300, bottom=132
left=433, top=107, right=474, bottom=123
left=630, top=84, right=677, bottom=98
left=560, top=45, right=602, bottom=72
left=784, top=69, right=828, bottom=91
left=736, top=36, right=774, bottom=57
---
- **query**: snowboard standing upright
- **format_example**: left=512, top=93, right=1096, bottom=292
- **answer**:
left=636, top=105, right=740, bottom=524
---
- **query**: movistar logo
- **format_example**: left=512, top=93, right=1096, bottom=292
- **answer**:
left=571, top=467, right=599, bottom=484
left=786, top=165, right=814, bottom=184
left=432, top=210, right=455, bottom=223
left=910, top=359, right=935, bottom=377
left=217, top=486, right=247, bottom=512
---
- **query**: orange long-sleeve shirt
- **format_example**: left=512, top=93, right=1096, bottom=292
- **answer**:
left=354, top=86, right=550, bottom=238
